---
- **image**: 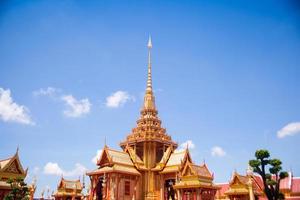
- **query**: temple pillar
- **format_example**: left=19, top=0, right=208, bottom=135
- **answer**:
left=179, top=190, right=181, bottom=200
left=199, top=189, right=202, bottom=200
left=160, top=176, right=164, bottom=200
left=106, top=174, right=109, bottom=200
left=116, top=175, right=119, bottom=199
left=196, top=189, right=200, bottom=200
left=248, top=178, right=254, bottom=200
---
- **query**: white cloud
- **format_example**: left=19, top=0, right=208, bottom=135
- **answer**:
left=43, top=162, right=87, bottom=177
left=211, top=146, right=226, bottom=157
left=0, top=88, right=34, bottom=125
left=175, top=140, right=195, bottom=152
left=277, top=122, right=300, bottom=138
left=105, top=91, right=135, bottom=108
left=92, top=149, right=103, bottom=164
left=43, top=162, right=63, bottom=176
left=62, top=95, right=91, bottom=117
left=33, top=87, right=61, bottom=97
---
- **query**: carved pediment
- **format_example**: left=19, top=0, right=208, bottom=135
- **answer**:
left=4, top=160, right=22, bottom=174
left=98, top=149, right=110, bottom=166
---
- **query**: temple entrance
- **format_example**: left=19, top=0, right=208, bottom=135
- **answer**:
left=96, top=177, right=103, bottom=200
left=165, top=179, right=175, bottom=200
left=183, top=190, right=194, bottom=200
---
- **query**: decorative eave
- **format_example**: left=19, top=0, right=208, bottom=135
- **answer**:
left=173, top=180, right=220, bottom=190
left=87, top=164, right=141, bottom=176
left=225, top=188, right=249, bottom=195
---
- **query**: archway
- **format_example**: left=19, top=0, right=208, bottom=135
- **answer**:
left=165, top=179, right=175, bottom=200
left=96, top=177, right=103, bottom=200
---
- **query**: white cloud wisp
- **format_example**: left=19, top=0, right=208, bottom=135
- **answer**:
left=277, top=122, right=300, bottom=138
left=43, top=162, right=87, bottom=177
left=62, top=95, right=91, bottom=117
left=0, top=88, right=34, bottom=125
left=105, top=91, right=134, bottom=108
left=211, top=146, right=226, bottom=157
left=33, top=87, right=61, bottom=97
left=175, top=140, right=195, bottom=152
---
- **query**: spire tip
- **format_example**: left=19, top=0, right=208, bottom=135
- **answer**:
left=147, top=36, right=152, bottom=49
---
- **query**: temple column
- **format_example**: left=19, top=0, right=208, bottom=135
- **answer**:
left=106, top=174, right=110, bottom=200
left=176, top=190, right=181, bottom=200
left=248, top=178, right=254, bottom=200
left=160, top=176, right=163, bottom=200
left=133, top=176, right=137, bottom=200
left=198, top=189, right=202, bottom=200
left=196, top=189, right=200, bottom=200
left=116, top=174, right=119, bottom=199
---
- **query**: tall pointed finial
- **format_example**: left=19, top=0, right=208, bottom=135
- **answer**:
left=143, top=36, right=156, bottom=109
left=147, top=36, right=152, bottom=49
left=104, top=136, right=107, bottom=148
left=146, top=35, right=152, bottom=92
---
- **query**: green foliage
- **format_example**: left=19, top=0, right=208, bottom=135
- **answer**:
left=279, top=172, right=288, bottom=179
left=249, top=160, right=261, bottom=168
left=249, top=149, right=288, bottom=200
left=4, top=177, right=29, bottom=200
left=255, top=150, right=270, bottom=160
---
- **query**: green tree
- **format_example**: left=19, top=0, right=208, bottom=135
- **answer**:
left=4, top=177, right=29, bottom=200
left=249, top=149, right=288, bottom=200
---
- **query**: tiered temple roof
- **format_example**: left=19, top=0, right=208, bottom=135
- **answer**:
left=53, top=177, right=83, bottom=199
left=0, top=149, right=28, bottom=189
left=0, top=150, right=33, bottom=200
left=223, top=172, right=263, bottom=196
left=174, top=153, right=217, bottom=189
left=160, top=149, right=190, bottom=174
left=87, top=145, right=140, bottom=176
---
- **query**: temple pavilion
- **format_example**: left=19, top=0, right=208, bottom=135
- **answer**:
left=86, top=38, right=219, bottom=200
left=0, top=149, right=36, bottom=200
left=53, top=177, right=84, bottom=200
left=216, top=170, right=300, bottom=200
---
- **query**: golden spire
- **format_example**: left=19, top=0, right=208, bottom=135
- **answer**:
left=147, top=36, right=152, bottom=92
left=144, top=36, right=156, bottom=109
left=119, top=37, right=177, bottom=149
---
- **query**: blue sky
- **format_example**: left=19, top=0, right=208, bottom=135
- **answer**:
left=0, top=0, right=300, bottom=197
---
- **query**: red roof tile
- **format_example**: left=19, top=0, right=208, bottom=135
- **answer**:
left=292, top=178, right=300, bottom=194
left=216, top=183, right=229, bottom=197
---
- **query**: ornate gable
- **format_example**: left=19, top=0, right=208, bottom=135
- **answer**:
left=97, top=147, right=111, bottom=166
left=4, top=160, right=21, bottom=174
left=174, top=158, right=217, bottom=189
left=230, top=173, right=248, bottom=187
left=0, top=150, right=27, bottom=178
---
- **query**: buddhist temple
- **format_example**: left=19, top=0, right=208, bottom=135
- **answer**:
left=0, top=149, right=36, bottom=200
left=216, top=170, right=300, bottom=200
left=87, top=37, right=219, bottom=200
left=53, top=177, right=84, bottom=200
